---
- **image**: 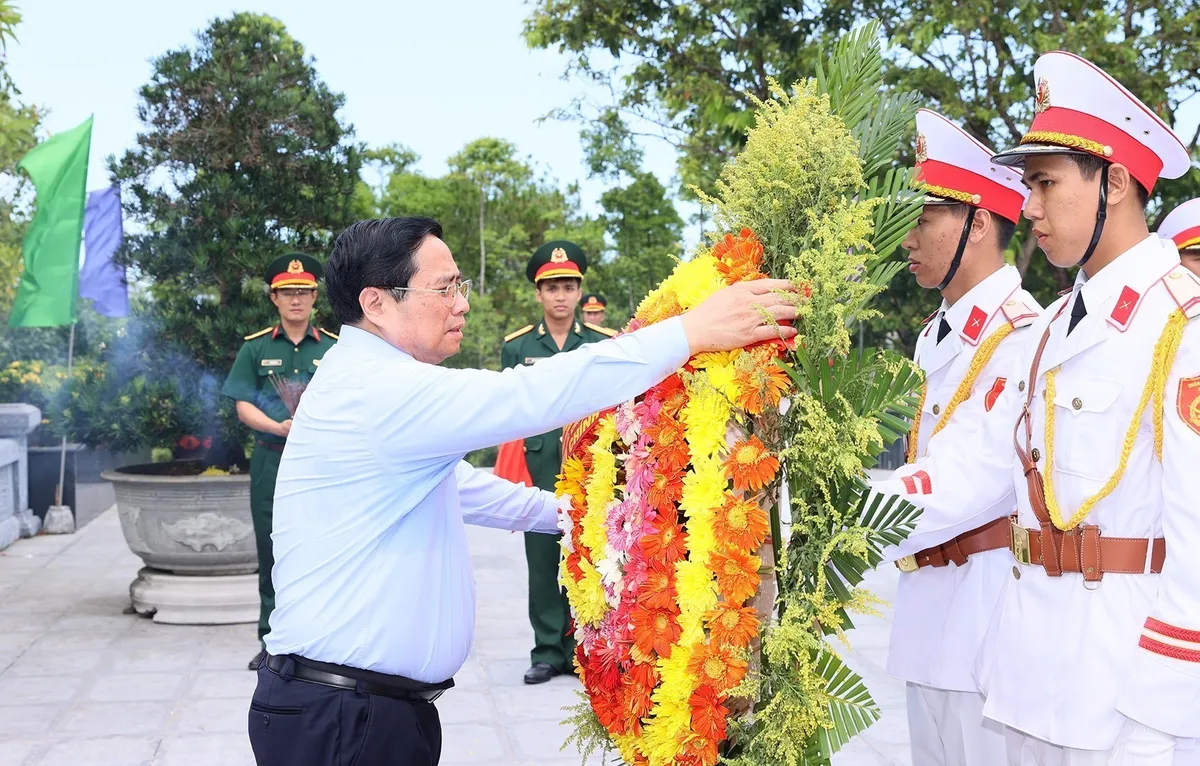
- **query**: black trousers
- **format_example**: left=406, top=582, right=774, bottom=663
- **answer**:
left=248, top=660, right=442, bottom=766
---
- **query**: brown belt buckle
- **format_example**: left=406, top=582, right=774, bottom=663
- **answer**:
left=1010, top=520, right=1032, bottom=565
left=895, top=555, right=919, bottom=573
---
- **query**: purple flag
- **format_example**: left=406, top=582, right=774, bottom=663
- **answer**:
left=80, top=186, right=128, bottom=317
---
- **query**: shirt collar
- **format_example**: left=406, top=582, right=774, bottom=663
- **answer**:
left=940, top=264, right=1021, bottom=336
left=338, top=324, right=414, bottom=360
left=271, top=323, right=322, bottom=343
left=1073, top=233, right=1176, bottom=308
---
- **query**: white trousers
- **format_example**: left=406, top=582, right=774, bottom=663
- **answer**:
left=1003, top=720, right=1185, bottom=766
left=907, top=682, right=1008, bottom=766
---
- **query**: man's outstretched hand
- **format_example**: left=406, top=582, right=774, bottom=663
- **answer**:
left=679, top=279, right=801, bottom=354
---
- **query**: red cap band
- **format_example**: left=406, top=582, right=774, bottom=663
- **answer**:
left=915, top=160, right=1026, bottom=223
left=1027, top=107, right=1164, bottom=191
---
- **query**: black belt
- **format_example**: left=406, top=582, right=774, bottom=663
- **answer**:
left=255, top=440, right=286, bottom=453
left=264, top=654, right=452, bottom=702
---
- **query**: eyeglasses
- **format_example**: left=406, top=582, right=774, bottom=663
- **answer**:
left=383, top=279, right=472, bottom=307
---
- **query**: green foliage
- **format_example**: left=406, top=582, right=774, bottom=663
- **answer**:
left=68, top=12, right=364, bottom=454
left=0, top=0, right=40, bottom=319
left=685, top=23, right=921, bottom=764
left=523, top=0, right=853, bottom=195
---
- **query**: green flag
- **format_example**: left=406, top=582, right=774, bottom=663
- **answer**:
left=9, top=116, right=93, bottom=328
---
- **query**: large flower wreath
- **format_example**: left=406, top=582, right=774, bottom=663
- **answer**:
left=557, top=24, right=926, bottom=766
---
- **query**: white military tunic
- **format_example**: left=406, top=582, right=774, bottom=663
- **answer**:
left=880, top=235, right=1200, bottom=755
left=888, top=264, right=1041, bottom=693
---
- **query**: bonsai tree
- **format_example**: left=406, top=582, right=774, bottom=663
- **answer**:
left=77, top=12, right=363, bottom=467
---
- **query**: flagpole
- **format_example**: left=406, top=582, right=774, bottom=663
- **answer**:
left=55, top=322, right=76, bottom=507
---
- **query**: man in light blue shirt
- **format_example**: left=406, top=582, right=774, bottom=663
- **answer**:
left=247, top=216, right=798, bottom=766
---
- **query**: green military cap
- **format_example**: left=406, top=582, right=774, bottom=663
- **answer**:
left=526, top=240, right=587, bottom=284
left=581, top=293, right=606, bottom=312
left=266, top=253, right=323, bottom=290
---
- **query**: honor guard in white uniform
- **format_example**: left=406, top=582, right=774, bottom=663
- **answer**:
left=877, top=52, right=1200, bottom=765
left=890, top=109, right=1039, bottom=766
left=1158, top=199, right=1200, bottom=277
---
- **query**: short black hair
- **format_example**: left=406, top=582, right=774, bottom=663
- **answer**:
left=940, top=202, right=1017, bottom=250
left=1066, top=153, right=1149, bottom=207
left=325, top=217, right=443, bottom=326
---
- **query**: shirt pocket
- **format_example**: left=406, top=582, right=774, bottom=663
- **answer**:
left=524, top=435, right=546, bottom=453
left=1050, top=378, right=1123, bottom=481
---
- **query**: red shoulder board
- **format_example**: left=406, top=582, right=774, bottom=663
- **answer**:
left=1162, top=266, right=1200, bottom=319
left=1000, top=298, right=1038, bottom=329
left=960, top=306, right=989, bottom=346
left=1107, top=286, right=1142, bottom=332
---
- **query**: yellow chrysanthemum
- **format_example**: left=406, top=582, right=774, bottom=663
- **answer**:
left=580, top=416, right=618, bottom=555
left=555, top=456, right=587, bottom=504
left=670, top=254, right=728, bottom=311
left=679, top=455, right=728, bottom=518
left=690, top=350, right=742, bottom=370
left=704, top=362, right=741, bottom=403
left=562, top=557, right=608, bottom=627
left=675, top=558, right=718, bottom=638
left=612, top=733, right=642, bottom=766
left=681, top=380, right=732, bottom=459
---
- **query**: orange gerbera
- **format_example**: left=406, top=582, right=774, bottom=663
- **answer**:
left=631, top=604, right=682, bottom=658
left=623, top=660, right=659, bottom=723
left=645, top=464, right=685, bottom=512
left=646, top=417, right=690, bottom=472
left=689, top=684, right=730, bottom=742
left=637, top=560, right=677, bottom=610
left=688, top=641, right=749, bottom=693
left=734, top=357, right=792, bottom=415
left=639, top=514, right=688, bottom=564
left=723, top=435, right=780, bottom=493
left=713, top=494, right=770, bottom=553
left=711, top=229, right=765, bottom=285
left=705, top=602, right=761, bottom=647
left=711, top=548, right=761, bottom=604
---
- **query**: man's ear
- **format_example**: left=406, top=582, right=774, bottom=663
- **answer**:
left=1105, top=163, right=1135, bottom=207
left=968, top=208, right=992, bottom=244
left=358, top=286, right=387, bottom=319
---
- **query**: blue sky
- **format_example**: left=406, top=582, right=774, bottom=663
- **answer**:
left=7, top=0, right=689, bottom=238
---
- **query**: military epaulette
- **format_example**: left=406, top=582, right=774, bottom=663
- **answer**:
left=504, top=325, right=534, bottom=343
left=584, top=322, right=617, bottom=338
left=318, top=327, right=339, bottom=340
left=244, top=326, right=274, bottom=341
left=999, top=297, right=1039, bottom=329
left=1162, top=265, right=1200, bottom=319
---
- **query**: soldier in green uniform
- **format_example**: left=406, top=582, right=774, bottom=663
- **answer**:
left=580, top=293, right=608, bottom=327
left=221, top=253, right=338, bottom=670
left=501, top=240, right=615, bottom=685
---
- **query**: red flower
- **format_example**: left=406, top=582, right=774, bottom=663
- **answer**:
left=636, top=559, right=677, bottom=611
left=638, top=514, right=688, bottom=565
left=689, top=684, right=730, bottom=742
left=645, top=464, right=685, bottom=513
left=631, top=604, right=681, bottom=658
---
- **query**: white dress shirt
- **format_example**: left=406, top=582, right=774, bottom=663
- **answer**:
left=264, top=318, right=691, bottom=683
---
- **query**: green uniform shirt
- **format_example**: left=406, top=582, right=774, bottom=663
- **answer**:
left=500, top=319, right=615, bottom=489
left=221, top=324, right=338, bottom=445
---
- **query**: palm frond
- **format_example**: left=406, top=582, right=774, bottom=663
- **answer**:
left=815, top=21, right=885, bottom=132
left=813, top=650, right=881, bottom=760
left=853, top=91, right=923, bottom=180
left=867, top=168, right=923, bottom=265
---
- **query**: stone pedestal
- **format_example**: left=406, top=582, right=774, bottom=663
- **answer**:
left=0, top=403, right=41, bottom=551
left=130, top=567, right=258, bottom=624
left=103, top=461, right=257, bottom=625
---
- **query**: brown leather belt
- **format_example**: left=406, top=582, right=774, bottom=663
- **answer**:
left=255, top=440, right=286, bottom=453
left=1009, top=517, right=1165, bottom=578
left=896, top=516, right=1011, bottom=572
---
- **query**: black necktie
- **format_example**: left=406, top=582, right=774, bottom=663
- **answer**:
left=1067, top=293, right=1087, bottom=335
left=936, top=315, right=952, bottom=344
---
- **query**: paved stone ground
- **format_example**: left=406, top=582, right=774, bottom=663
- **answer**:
left=0, top=509, right=908, bottom=766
